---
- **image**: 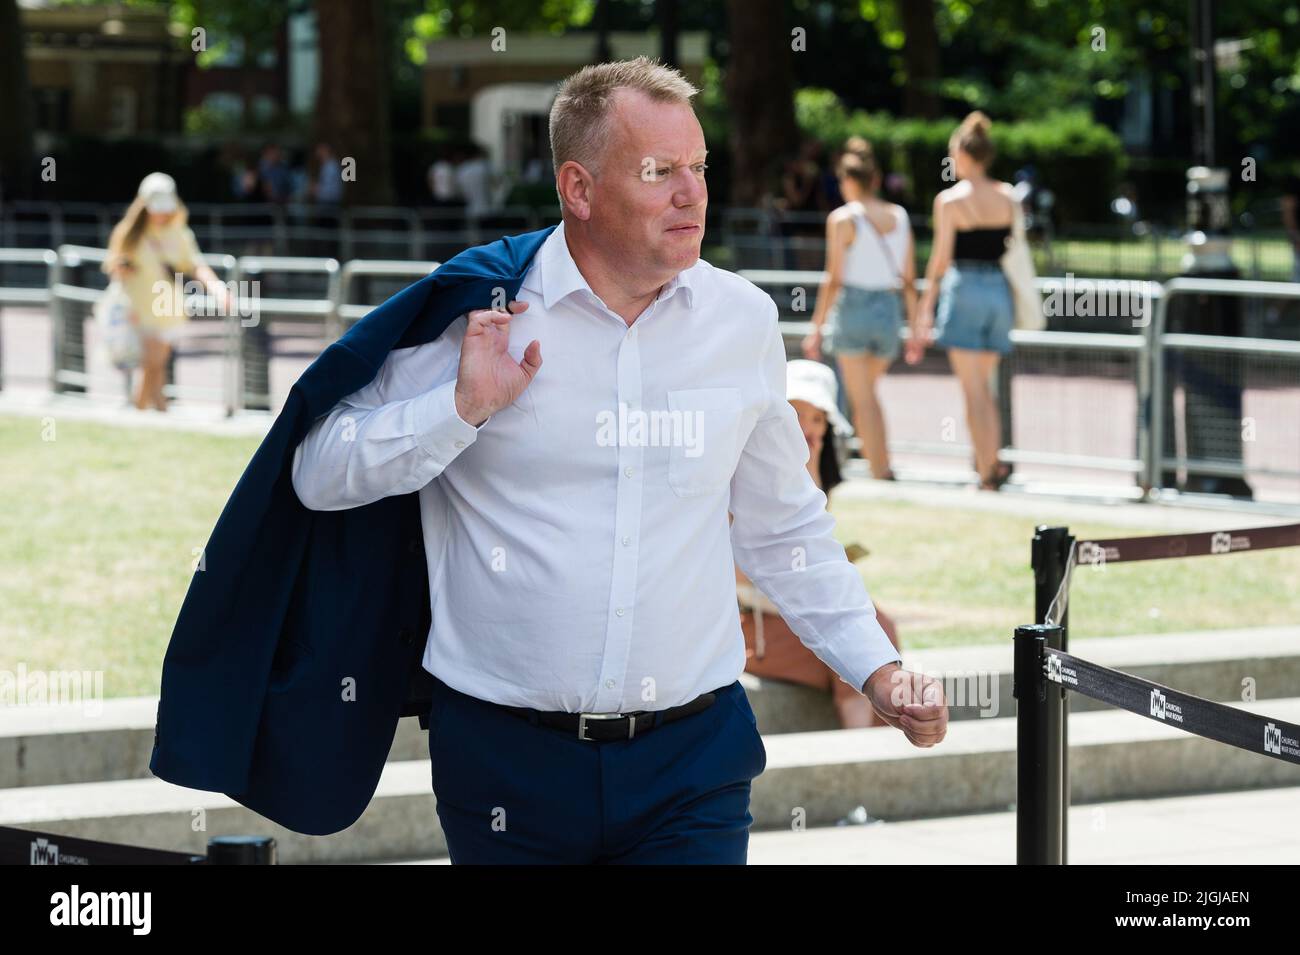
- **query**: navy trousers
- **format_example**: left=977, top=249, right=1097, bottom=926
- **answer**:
left=426, top=674, right=767, bottom=864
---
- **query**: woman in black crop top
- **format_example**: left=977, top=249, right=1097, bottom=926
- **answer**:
left=908, top=111, right=1016, bottom=491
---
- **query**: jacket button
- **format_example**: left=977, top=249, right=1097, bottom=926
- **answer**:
left=399, top=626, right=416, bottom=646
left=407, top=537, right=420, bottom=554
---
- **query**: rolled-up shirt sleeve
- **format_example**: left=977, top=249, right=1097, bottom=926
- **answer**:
left=728, top=301, right=901, bottom=694
left=291, top=320, right=489, bottom=511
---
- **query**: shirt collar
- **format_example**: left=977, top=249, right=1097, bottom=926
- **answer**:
left=527, top=219, right=696, bottom=312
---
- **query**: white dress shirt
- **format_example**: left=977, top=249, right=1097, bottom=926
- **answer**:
left=291, top=221, right=901, bottom=714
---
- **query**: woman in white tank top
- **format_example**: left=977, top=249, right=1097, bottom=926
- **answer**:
left=804, top=151, right=917, bottom=480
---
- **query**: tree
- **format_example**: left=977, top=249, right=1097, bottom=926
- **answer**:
left=724, top=0, right=799, bottom=205
left=172, top=0, right=293, bottom=129
left=0, top=0, right=35, bottom=200
left=897, top=0, right=941, bottom=119
left=315, top=0, right=393, bottom=205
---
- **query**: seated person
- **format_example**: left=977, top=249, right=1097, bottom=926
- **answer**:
left=731, top=359, right=901, bottom=729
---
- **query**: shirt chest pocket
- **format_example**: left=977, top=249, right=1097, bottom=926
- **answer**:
left=665, top=387, right=744, bottom=498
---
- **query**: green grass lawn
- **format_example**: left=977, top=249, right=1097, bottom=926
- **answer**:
left=830, top=495, right=1300, bottom=651
left=2, top=413, right=1298, bottom=698
left=0, top=415, right=260, bottom=699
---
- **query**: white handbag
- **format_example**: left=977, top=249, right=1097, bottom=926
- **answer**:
left=1001, top=202, right=1045, bottom=331
left=94, top=281, right=141, bottom=370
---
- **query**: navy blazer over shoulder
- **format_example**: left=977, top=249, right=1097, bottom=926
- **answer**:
left=149, top=225, right=559, bottom=836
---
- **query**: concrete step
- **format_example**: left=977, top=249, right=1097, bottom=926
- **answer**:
left=4, top=696, right=1298, bottom=864
left=3, top=626, right=1296, bottom=789
left=0, top=696, right=433, bottom=790
left=746, top=625, right=1300, bottom=731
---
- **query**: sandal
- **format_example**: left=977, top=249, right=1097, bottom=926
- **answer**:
left=979, top=463, right=1012, bottom=491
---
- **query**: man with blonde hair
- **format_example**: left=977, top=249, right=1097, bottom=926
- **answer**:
left=154, top=56, right=946, bottom=865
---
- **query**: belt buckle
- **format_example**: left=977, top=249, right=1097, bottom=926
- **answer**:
left=577, top=711, right=634, bottom=741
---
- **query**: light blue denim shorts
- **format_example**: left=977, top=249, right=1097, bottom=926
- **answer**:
left=824, top=286, right=903, bottom=360
left=934, top=261, right=1013, bottom=355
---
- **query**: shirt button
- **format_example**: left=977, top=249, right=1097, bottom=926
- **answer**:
left=624, top=467, right=633, bottom=477
left=621, top=536, right=630, bottom=546
left=615, top=608, right=625, bottom=616
left=454, top=440, right=465, bottom=448
left=604, top=679, right=616, bottom=689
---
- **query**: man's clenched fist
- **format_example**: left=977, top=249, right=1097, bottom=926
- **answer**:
left=863, top=663, right=948, bottom=748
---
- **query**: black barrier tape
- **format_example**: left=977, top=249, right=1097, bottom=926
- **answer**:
left=0, top=826, right=204, bottom=865
left=1076, top=521, right=1300, bottom=566
left=1042, top=649, right=1300, bottom=766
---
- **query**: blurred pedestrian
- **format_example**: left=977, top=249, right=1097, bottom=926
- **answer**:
left=803, top=151, right=916, bottom=481
left=734, top=359, right=903, bottom=729
left=454, top=142, right=496, bottom=220
left=257, top=144, right=292, bottom=204
left=103, top=173, right=228, bottom=411
left=1280, top=171, right=1300, bottom=281
left=911, top=111, right=1016, bottom=490
left=427, top=146, right=462, bottom=209
left=311, top=143, right=343, bottom=206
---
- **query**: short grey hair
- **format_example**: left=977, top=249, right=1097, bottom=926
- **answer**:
left=549, top=56, right=699, bottom=205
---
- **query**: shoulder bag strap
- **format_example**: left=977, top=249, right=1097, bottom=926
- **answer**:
left=855, top=203, right=903, bottom=288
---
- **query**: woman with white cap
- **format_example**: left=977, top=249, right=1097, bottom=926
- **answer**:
left=103, top=172, right=226, bottom=411
left=731, top=359, right=902, bottom=729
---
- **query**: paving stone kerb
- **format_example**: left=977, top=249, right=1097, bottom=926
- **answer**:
left=4, top=696, right=1299, bottom=864
left=5, top=627, right=1294, bottom=790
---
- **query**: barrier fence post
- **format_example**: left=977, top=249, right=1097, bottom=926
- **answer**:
left=1032, top=525, right=1073, bottom=862
left=207, top=835, right=276, bottom=864
left=1014, top=623, right=1064, bottom=864
left=996, top=359, right=1013, bottom=482
left=240, top=315, right=271, bottom=413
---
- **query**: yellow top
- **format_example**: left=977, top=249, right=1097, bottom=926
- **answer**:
left=119, top=223, right=205, bottom=330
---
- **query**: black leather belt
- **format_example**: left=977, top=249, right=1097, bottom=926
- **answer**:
left=497, top=685, right=728, bottom=741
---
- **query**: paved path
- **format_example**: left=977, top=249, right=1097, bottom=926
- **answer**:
left=744, top=785, right=1300, bottom=865
left=385, top=785, right=1300, bottom=864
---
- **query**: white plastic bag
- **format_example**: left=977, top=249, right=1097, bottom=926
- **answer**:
left=94, top=281, right=141, bottom=370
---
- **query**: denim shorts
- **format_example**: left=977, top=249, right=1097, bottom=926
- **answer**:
left=934, top=261, right=1013, bottom=355
left=824, top=286, right=903, bottom=360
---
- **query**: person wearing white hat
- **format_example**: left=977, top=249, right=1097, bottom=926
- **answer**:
left=104, top=172, right=226, bottom=410
left=731, top=359, right=903, bottom=729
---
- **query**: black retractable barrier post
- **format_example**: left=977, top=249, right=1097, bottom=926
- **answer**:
left=1014, top=624, right=1064, bottom=864
left=207, top=835, right=276, bottom=865
left=1032, top=526, right=1073, bottom=862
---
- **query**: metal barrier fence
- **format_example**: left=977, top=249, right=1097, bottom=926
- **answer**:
left=229, top=255, right=339, bottom=413
left=29, top=247, right=444, bottom=415
left=0, top=248, right=56, bottom=392
left=1149, top=278, right=1300, bottom=494
left=46, top=245, right=240, bottom=407
left=0, top=200, right=556, bottom=262
left=747, top=268, right=1167, bottom=485
left=1, top=245, right=1297, bottom=497
left=9, top=202, right=1298, bottom=282
left=336, top=259, right=442, bottom=340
